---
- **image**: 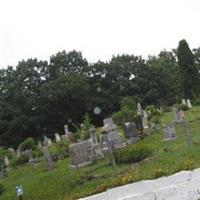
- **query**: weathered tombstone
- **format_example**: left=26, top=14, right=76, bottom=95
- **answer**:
left=89, top=144, right=104, bottom=162
left=124, top=122, right=138, bottom=138
left=43, top=136, right=52, bottom=147
left=24, top=149, right=33, bottom=162
left=187, top=99, right=192, bottom=108
left=181, top=99, right=187, bottom=105
left=42, top=146, right=54, bottom=170
left=4, top=156, right=10, bottom=167
left=172, top=107, right=183, bottom=125
left=142, top=110, right=149, bottom=129
left=89, top=126, right=98, bottom=144
left=16, top=149, right=21, bottom=158
left=124, top=122, right=140, bottom=145
left=101, top=118, right=123, bottom=149
left=162, top=125, right=177, bottom=141
left=64, top=124, right=69, bottom=135
left=47, top=138, right=52, bottom=147
left=8, top=148, right=16, bottom=157
left=61, top=134, right=67, bottom=140
left=69, top=140, right=92, bottom=168
left=137, top=103, right=143, bottom=116
left=55, top=133, right=61, bottom=143
left=38, top=141, right=42, bottom=149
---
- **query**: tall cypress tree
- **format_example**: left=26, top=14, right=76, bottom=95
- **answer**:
left=177, top=39, right=199, bottom=99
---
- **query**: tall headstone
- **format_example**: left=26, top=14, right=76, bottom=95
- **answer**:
left=187, top=99, right=192, bottom=108
left=101, top=118, right=123, bottom=149
left=181, top=99, right=187, bottom=105
left=4, top=156, right=10, bottom=167
left=172, top=107, right=183, bottom=125
left=24, top=149, right=33, bottom=162
left=55, top=133, right=61, bottom=143
left=142, top=110, right=149, bottom=129
left=42, top=146, right=54, bottom=170
left=89, top=126, right=98, bottom=144
left=137, top=103, right=143, bottom=116
left=124, top=122, right=140, bottom=145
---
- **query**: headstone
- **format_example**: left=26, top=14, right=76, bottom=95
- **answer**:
left=89, top=126, right=98, bottom=144
left=24, top=149, right=33, bottom=162
left=123, top=122, right=138, bottom=138
left=181, top=99, right=187, bottom=105
left=162, top=125, right=177, bottom=141
left=89, top=144, right=104, bottom=162
left=64, top=124, right=69, bottom=135
left=16, top=149, right=21, bottom=158
left=187, top=99, right=192, bottom=108
left=137, top=103, right=143, bottom=116
left=142, top=110, right=149, bottom=129
left=42, top=146, right=54, bottom=170
left=61, top=134, right=67, bottom=140
left=4, top=156, right=10, bottom=167
left=8, top=148, right=16, bottom=157
left=172, top=107, right=183, bottom=125
left=69, top=140, right=92, bottom=168
left=43, top=136, right=52, bottom=147
left=38, top=141, right=42, bottom=149
left=55, top=133, right=61, bottom=143
left=101, top=118, right=123, bottom=149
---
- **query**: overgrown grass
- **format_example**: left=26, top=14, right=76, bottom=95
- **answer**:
left=1, top=106, right=200, bottom=200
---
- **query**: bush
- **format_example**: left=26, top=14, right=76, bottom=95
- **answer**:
left=11, top=155, right=29, bottom=167
left=146, top=105, right=162, bottom=124
left=114, top=145, right=153, bottom=164
left=194, top=99, right=200, bottom=106
left=0, top=184, right=4, bottom=195
left=19, top=137, right=36, bottom=151
left=112, top=109, right=135, bottom=126
left=178, top=104, right=189, bottom=111
left=49, top=140, right=69, bottom=160
left=183, top=159, right=194, bottom=170
left=154, top=168, right=167, bottom=178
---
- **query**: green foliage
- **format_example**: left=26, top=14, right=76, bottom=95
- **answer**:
left=11, top=155, right=29, bottom=167
left=145, top=105, right=162, bottom=124
left=153, top=168, right=167, bottom=178
left=0, top=184, right=4, bottom=195
left=112, top=97, right=136, bottom=126
left=81, top=113, right=92, bottom=140
left=177, top=39, right=200, bottom=99
left=19, top=137, right=36, bottom=151
left=194, top=99, right=200, bottom=106
left=114, top=145, right=153, bottom=164
left=49, top=140, right=69, bottom=160
left=178, top=104, right=189, bottom=111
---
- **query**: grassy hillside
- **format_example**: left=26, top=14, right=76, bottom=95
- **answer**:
left=1, top=107, right=200, bottom=200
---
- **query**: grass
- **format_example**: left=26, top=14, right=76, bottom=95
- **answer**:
left=1, top=106, right=200, bottom=200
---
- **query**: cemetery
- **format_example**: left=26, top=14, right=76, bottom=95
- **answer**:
left=1, top=100, right=200, bottom=199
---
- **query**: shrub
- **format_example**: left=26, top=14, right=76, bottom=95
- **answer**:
left=19, top=137, right=36, bottom=151
left=114, top=145, right=153, bottom=164
left=49, top=140, right=68, bottom=160
left=178, top=104, right=189, bottom=111
left=183, top=159, right=194, bottom=170
left=11, top=155, right=29, bottom=167
left=154, top=168, right=167, bottom=178
left=194, top=99, right=200, bottom=106
left=145, top=105, right=162, bottom=124
left=81, top=113, right=92, bottom=140
left=0, top=184, right=4, bottom=195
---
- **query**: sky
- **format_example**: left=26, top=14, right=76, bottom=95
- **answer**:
left=0, top=0, right=200, bottom=68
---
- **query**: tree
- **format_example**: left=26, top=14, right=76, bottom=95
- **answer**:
left=177, top=39, right=199, bottom=99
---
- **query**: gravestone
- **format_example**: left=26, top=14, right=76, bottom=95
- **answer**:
left=69, top=140, right=92, bottom=168
left=89, top=126, right=98, bottom=144
left=42, top=146, right=54, bottom=170
left=38, top=141, right=42, bottom=149
left=24, top=149, right=33, bottom=162
left=124, top=122, right=140, bottom=145
left=4, top=156, right=9, bottom=167
left=101, top=118, right=123, bottom=149
left=8, top=148, right=16, bottom=157
left=162, top=125, right=177, bottom=141
left=187, top=99, right=192, bottom=108
left=137, top=103, right=143, bottom=116
left=16, top=149, right=21, bottom=158
left=55, top=133, right=61, bottom=143
left=142, top=110, right=149, bottom=129
left=172, top=107, right=183, bottom=125
left=181, top=99, right=187, bottom=105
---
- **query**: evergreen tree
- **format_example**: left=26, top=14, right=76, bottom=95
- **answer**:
left=177, top=39, right=199, bottom=99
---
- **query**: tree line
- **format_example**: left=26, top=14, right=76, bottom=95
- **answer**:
left=0, top=39, right=200, bottom=147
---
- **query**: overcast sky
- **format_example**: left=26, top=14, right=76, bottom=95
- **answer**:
left=0, top=0, right=200, bottom=68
